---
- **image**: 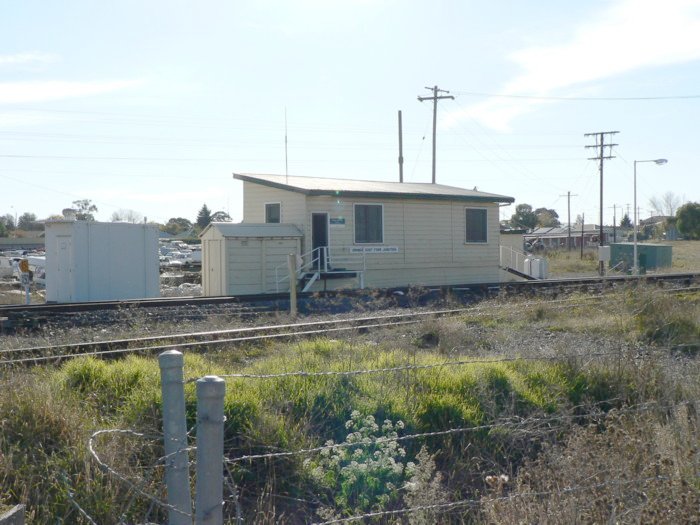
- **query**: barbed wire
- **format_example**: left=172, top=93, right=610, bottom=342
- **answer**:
left=225, top=401, right=666, bottom=464
left=61, top=472, right=98, bottom=525
left=215, top=349, right=630, bottom=381
left=311, top=475, right=672, bottom=524
left=88, top=429, right=193, bottom=520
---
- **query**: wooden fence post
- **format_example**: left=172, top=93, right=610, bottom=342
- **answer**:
left=287, top=253, right=298, bottom=317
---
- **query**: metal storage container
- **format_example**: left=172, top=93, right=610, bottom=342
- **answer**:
left=45, top=220, right=160, bottom=303
left=609, top=242, right=672, bottom=272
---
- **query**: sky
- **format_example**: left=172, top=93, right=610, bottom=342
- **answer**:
left=1, top=0, right=699, bottom=228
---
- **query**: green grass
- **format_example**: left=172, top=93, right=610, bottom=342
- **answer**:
left=1, top=286, right=698, bottom=522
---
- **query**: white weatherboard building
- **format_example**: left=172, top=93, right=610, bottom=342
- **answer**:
left=201, top=173, right=514, bottom=296
left=44, top=220, right=160, bottom=303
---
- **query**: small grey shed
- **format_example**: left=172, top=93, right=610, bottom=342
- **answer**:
left=200, top=222, right=303, bottom=296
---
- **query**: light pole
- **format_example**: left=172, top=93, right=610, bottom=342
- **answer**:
left=9, top=206, right=17, bottom=236
left=633, top=158, right=668, bottom=275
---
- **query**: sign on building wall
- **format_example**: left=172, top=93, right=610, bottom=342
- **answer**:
left=350, top=246, right=399, bottom=253
left=330, top=217, right=346, bottom=227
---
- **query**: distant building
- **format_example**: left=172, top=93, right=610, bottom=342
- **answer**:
left=524, top=225, right=613, bottom=250
left=640, top=215, right=679, bottom=240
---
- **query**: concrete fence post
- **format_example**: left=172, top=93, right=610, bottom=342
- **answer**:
left=195, top=376, right=225, bottom=525
left=158, top=350, right=193, bottom=525
left=0, top=505, right=25, bottom=525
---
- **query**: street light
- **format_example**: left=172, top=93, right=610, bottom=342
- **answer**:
left=633, top=158, right=668, bottom=275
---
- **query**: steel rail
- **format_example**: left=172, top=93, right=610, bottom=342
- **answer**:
left=4, top=286, right=698, bottom=360
left=1, top=307, right=472, bottom=356
left=0, top=319, right=423, bottom=365
left=1, top=272, right=697, bottom=318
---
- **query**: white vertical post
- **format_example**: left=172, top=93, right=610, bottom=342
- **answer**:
left=195, top=376, right=225, bottom=525
left=287, top=254, right=297, bottom=317
left=158, top=350, right=193, bottom=525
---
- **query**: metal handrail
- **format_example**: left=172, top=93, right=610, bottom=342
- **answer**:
left=275, top=247, right=367, bottom=292
left=500, top=245, right=527, bottom=271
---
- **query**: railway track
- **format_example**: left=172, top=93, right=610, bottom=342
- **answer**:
left=0, top=308, right=475, bottom=365
left=0, top=272, right=700, bottom=317
left=3, top=284, right=698, bottom=366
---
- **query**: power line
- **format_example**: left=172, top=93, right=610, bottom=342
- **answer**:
left=452, top=91, right=700, bottom=101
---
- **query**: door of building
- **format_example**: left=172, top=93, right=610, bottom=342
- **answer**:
left=311, top=212, right=329, bottom=270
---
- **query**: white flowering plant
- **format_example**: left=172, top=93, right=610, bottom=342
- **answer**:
left=304, top=410, right=415, bottom=517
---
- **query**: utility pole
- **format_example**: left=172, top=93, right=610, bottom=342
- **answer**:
left=580, top=213, right=585, bottom=260
left=398, top=110, right=404, bottom=183
left=609, top=204, right=617, bottom=243
left=585, top=131, right=619, bottom=275
left=418, top=85, right=454, bottom=184
left=559, top=191, right=578, bottom=251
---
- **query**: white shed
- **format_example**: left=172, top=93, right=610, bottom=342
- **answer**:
left=44, top=220, right=160, bottom=303
left=200, top=223, right=303, bottom=296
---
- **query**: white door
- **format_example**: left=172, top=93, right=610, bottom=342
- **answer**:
left=207, top=240, right=222, bottom=295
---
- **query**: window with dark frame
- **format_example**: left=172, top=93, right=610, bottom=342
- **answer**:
left=354, top=204, right=383, bottom=243
left=265, top=203, right=281, bottom=223
left=465, top=208, right=487, bottom=243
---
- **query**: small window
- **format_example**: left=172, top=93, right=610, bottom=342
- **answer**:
left=265, top=203, right=281, bottom=223
left=354, top=204, right=383, bottom=244
left=465, top=208, right=487, bottom=243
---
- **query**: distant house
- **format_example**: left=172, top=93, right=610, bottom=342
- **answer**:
left=200, top=174, right=514, bottom=295
left=524, top=225, right=613, bottom=250
left=640, top=215, right=679, bottom=240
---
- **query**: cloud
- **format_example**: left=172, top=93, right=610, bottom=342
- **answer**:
left=0, top=79, right=143, bottom=104
left=0, top=52, right=59, bottom=67
left=445, top=0, right=700, bottom=131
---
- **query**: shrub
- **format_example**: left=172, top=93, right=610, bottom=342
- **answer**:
left=306, top=411, right=414, bottom=520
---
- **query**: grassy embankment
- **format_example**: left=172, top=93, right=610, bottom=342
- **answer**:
left=0, top=286, right=698, bottom=523
left=546, top=239, right=700, bottom=278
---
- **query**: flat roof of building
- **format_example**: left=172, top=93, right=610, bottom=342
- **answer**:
left=233, top=173, right=514, bottom=204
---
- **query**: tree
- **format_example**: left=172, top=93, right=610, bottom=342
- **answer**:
left=649, top=192, right=681, bottom=217
left=111, top=209, right=143, bottom=223
left=0, top=221, right=6, bottom=237
left=620, top=213, right=632, bottom=228
left=534, top=207, right=560, bottom=227
left=210, top=210, right=232, bottom=222
left=195, top=204, right=212, bottom=229
left=18, top=212, right=41, bottom=231
left=0, top=213, right=15, bottom=230
left=509, top=204, right=537, bottom=230
left=162, top=217, right=193, bottom=235
left=72, top=199, right=98, bottom=221
left=676, top=202, right=700, bottom=240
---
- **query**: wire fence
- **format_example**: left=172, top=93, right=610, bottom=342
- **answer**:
left=76, top=347, right=696, bottom=524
